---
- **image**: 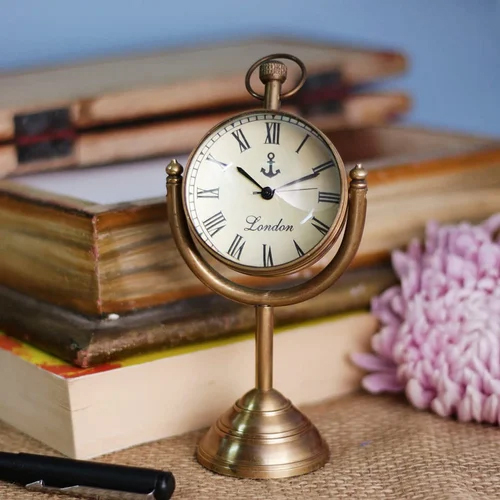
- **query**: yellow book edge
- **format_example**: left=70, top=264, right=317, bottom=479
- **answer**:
left=0, top=311, right=363, bottom=379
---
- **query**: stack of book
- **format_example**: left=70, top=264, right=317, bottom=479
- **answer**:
left=1, top=37, right=500, bottom=459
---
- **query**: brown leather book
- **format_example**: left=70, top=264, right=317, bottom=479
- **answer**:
left=1, top=124, right=500, bottom=366
left=1, top=124, right=499, bottom=316
left=0, top=38, right=409, bottom=178
left=0, top=264, right=396, bottom=367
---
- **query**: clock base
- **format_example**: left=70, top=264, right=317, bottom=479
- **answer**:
left=196, top=388, right=329, bottom=479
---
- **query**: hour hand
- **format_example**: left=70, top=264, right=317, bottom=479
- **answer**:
left=237, top=166, right=265, bottom=191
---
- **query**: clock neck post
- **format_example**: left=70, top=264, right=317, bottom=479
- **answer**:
left=259, top=60, right=287, bottom=111
left=255, top=305, right=274, bottom=391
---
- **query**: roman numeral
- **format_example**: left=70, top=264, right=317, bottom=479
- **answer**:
left=312, top=159, right=335, bottom=174
left=262, top=244, right=274, bottom=267
left=202, top=211, right=226, bottom=237
left=318, top=191, right=341, bottom=204
left=232, top=129, right=251, bottom=152
left=296, top=134, right=310, bottom=154
left=227, top=234, right=246, bottom=260
left=293, top=240, right=305, bottom=257
left=206, top=154, right=228, bottom=169
left=265, top=122, right=280, bottom=145
left=311, top=216, right=330, bottom=235
left=197, top=187, right=219, bottom=199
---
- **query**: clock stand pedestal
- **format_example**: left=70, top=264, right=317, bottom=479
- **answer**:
left=196, top=304, right=329, bottom=479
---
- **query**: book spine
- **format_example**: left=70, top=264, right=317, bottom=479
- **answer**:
left=0, top=265, right=396, bottom=367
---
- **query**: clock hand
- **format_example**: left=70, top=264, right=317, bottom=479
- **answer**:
left=278, top=187, right=318, bottom=193
left=274, top=172, right=319, bottom=191
left=252, top=187, right=317, bottom=194
left=237, top=167, right=275, bottom=200
left=236, top=166, right=265, bottom=191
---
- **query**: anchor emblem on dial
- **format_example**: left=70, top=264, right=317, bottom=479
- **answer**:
left=261, top=152, right=281, bottom=178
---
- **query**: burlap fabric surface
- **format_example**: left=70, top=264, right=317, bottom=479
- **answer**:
left=1, top=393, right=499, bottom=499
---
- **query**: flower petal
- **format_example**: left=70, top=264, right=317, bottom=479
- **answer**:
left=361, top=373, right=404, bottom=393
left=350, top=352, right=397, bottom=372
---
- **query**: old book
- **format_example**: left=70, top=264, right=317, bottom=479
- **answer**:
left=0, top=264, right=396, bottom=366
left=0, top=38, right=408, bottom=178
left=0, top=93, right=410, bottom=178
left=0, top=310, right=378, bottom=459
left=1, top=125, right=499, bottom=317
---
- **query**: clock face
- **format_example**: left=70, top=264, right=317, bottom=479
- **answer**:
left=183, top=110, right=346, bottom=275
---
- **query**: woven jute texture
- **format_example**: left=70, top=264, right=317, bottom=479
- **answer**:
left=1, top=392, right=499, bottom=499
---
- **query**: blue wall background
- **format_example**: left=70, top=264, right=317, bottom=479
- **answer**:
left=1, top=0, right=498, bottom=135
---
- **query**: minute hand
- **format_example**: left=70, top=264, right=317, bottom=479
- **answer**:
left=275, top=172, right=319, bottom=191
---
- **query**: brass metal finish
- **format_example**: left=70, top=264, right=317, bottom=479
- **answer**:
left=260, top=60, right=287, bottom=110
left=165, top=55, right=368, bottom=480
left=255, top=306, right=273, bottom=391
left=180, top=109, right=349, bottom=278
left=245, top=53, right=307, bottom=102
left=264, top=79, right=282, bottom=111
left=165, top=159, right=183, bottom=178
left=259, top=60, right=288, bottom=83
left=196, top=388, right=329, bottom=479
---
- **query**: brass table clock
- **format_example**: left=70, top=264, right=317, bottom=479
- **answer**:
left=166, top=54, right=368, bottom=479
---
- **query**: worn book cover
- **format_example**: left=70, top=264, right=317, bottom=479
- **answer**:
left=1, top=125, right=499, bottom=315
left=0, top=38, right=409, bottom=178
left=0, top=264, right=396, bottom=366
left=1, top=125, right=500, bottom=366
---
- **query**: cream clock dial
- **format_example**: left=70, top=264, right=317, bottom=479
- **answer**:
left=183, top=110, right=345, bottom=274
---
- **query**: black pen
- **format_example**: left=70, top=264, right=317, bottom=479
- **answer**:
left=0, top=452, right=175, bottom=499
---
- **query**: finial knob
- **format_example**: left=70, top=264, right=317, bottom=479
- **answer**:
left=259, top=60, right=288, bottom=84
left=166, top=159, right=184, bottom=177
left=349, top=164, right=367, bottom=189
left=350, top=164, right=367, bottom=181
left=166, top=159, right=184, bottom=185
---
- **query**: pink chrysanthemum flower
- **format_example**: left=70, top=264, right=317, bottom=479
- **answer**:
left=352, top=214, right=500, bottom=423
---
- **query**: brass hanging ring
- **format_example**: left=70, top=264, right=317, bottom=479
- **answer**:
left=245, top=53, right=307, bottom=101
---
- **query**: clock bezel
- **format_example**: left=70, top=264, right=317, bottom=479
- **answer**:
left=181, top=108, right=349, bottom=278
